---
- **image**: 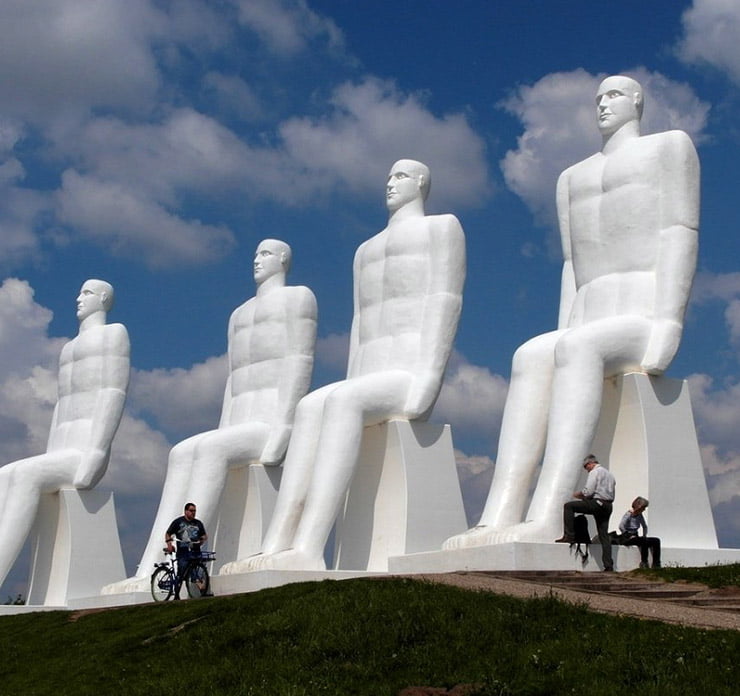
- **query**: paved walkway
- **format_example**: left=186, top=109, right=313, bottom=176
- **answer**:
left=406, top=571, right=740, bottom=631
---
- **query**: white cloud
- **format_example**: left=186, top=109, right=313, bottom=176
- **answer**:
left=202, top=72, right=263, bottom=123
left=234, top=0, right=344, bottom=56
left=56, top=170, right=235, bottom=268
left=0, top=0, right=165, bottom=123
left=500, top=68, right=710, bottom=232
left=279, top=78, right=491, bottom=210
left=677, top=0, right=740, bottom=84
left=433, top=351, right=509, bottom=444
left=454, top=449, right=495, bottom=527
left=129, top=355, right=228, bottom=441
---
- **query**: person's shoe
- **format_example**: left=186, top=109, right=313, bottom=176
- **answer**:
left=652, top=562, right=661, bottom=569
left=554, top=536, right=575, bottom=543
left=639, top=562, right=649, bottom=569
left=603, top=567, right=614, bottom=572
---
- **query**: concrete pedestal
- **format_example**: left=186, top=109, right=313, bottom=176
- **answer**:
left=210, top=463, right=282, bottom=574
left=389, top=374, right=738, bottom=574
left=592, top=373, right=717, bottom=548
left=332, top=419, right=467, bottom=571
left=26, top=488, right=126, bottom=606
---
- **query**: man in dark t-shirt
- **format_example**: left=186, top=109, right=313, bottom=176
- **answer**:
left=165, top=502, right=207, bottom=583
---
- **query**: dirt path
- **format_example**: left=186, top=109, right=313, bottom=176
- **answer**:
left=406, top=572, right=740, bottom=632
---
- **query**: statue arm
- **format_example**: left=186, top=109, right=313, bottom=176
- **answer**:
left=218, top=311, right=237, bottom=428
left=556, top=169, right=576, bottom=330
left=74, top=324, right=131, bottom=488
left=404, top=216, right=466, bottom=418
left=260, top=288, right=318, bottom=465
left=346, top=245, right=364, bottom=378
left=641, top=132, right=700, bottom=374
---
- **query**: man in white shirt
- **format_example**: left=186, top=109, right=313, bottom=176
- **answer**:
left=556, top=454, right=616, bottom=571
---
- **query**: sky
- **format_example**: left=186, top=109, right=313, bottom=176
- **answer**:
left=2, top=0, right=740, bottom=598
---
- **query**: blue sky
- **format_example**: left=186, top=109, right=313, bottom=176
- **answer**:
left=2, top=0, right=740, bottom=598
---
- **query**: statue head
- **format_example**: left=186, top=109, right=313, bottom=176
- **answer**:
left=254, top=239, right=291, bottom=285
left=386, top=159, right=431, bottom=213
left=76, top=279, right=114, bottom=321
left=595, top=75, right=643, bottom=137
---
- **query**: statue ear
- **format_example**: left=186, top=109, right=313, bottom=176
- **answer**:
left=100, top=291, right=108, bottom=307
left=417, top=174, right=425, bottom=190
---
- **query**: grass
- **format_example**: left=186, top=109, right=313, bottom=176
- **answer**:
left=1, top=573, right=739, bottom=696
left=633, top=561, right=740, bottom=588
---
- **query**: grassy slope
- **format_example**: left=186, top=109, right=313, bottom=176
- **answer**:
left=2, top=574, right=739, bottom=696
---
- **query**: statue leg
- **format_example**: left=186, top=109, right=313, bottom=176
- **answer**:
left=102, top=435, right=200, bottom=593
left=496, top=318, right=651, bottom=542
left=0, top=451, right=78, bottom=587
left=444, top=332, right=561, bottom=549
left=255, top=384, right=338, bottom=559
left=184, top=424, right=269, bottom=532
left=250, top=372, right=411, bottom=571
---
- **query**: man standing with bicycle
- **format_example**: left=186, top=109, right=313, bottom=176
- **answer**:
left=166, top=503, right=207, bottom=585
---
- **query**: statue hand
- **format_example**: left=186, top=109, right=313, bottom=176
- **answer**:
left=641, top=319, right=682, bottom=375
left=260, top=425, right=292, bottom=466
left=74, top=448, right=108, bottom=489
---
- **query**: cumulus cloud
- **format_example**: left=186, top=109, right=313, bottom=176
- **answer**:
left=129, top=355, right=228, bottom=441
left=454, top=449, right=495, bottom=527
left=677, top=0, right=740, bottom=84
left=278, top=78, right=491, bottom=210
left=202, top=72, right=263, bottom=123
left=433, top=351, right=508, bottom=445
left=0, top=0, right=165, bottom=123
left=55, top=170, right=235, bottom=268
left=234, top=0, right=344, bottom=56
left=500, top=68, right=710, bottom=232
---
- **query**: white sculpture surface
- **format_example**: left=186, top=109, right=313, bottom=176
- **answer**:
left=103, top=239, right=317, bottom=593
left=223, top=159, right=466, bottom=573
left=0, top=279, right=130, bottom=587
left=445, top=75, right=700, bottom=548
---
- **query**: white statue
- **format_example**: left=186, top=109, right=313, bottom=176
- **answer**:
left=226, top=159, right=466, bottom=572
left=445, top=75, right=699, bottom=548
left=0, top=279, right=130, bottom=587
left=104, top=239, right=317, bottom=592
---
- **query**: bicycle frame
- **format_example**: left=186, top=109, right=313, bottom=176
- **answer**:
left=151, top=548, right=215, bottom=601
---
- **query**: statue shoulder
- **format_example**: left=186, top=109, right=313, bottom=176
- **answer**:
left=427, top=213, right=464, bottom=239
left=103, top=322, right=130, bottom=348
left=284, top=285, right=318, bottom=313
left=645, top=129, right=696, bottom=153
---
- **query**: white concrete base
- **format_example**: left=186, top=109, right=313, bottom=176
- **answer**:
left=210, top=463, right=282, bottom=574
left=25, top=488, right=126, bottom=606
left=592, top=373, right=717, bottom=548
left=332, top=419, right=467, bottom=571
left=387, top=542, right=740, bottom=574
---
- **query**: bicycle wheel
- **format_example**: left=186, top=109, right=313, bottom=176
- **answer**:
left=185, top=561, right=210, bottom=598
left=151, top=566, right=174, bottom=602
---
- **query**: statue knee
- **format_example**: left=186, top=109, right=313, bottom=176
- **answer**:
left=553, top=332, right=597, bottom=370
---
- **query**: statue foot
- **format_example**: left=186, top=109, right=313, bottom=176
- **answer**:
left=101, top=576, right=149, bottom=595
left=221, top=549, right=326, bottom=573
left=484, top=519, right=560, bottom=544
left=444, top=519, right=559, bottom=548
left=443, top=525, right=503, bottom=550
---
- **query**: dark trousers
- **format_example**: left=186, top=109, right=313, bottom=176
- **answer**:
left=564, top=498, right=613, bottom=570
left=622, top=535, right=661, bottom=566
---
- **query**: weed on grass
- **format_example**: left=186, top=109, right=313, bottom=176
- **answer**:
left=1, top=577, right=739, bottom=695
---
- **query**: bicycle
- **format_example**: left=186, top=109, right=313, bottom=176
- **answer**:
left=150, top=546, right=216, bottom=602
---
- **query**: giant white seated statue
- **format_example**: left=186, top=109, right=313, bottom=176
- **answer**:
left=445, top=75, right=699, bottom=548
left=103, top=239, right=317, bottom=593
left=224, top=159, right=466, bottom=573
left=0, top=279, right=130, bottom=587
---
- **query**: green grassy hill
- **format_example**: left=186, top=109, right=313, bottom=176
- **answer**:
left=2, top=575, right=739, bottom=696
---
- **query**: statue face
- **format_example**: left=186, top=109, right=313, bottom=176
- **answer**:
left=595, top=76, right=641, bottom=136
left=76, top=281, right=106, bottom=321
left=386, top=164, right=422, bottom=212
left=253, top=241, right=285, bottom=284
